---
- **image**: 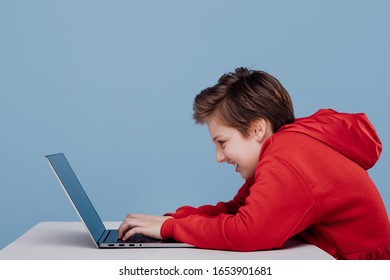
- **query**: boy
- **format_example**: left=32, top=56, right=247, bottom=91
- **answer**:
left=118, top=67, right=390, bottom=259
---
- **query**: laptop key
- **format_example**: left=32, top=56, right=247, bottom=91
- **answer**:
left=119, top=234, right=160, bottom=243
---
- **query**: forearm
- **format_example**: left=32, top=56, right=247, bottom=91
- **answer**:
left=165, top=202, right=237, bottom=218
left=165, top=180, right=252, bottom=219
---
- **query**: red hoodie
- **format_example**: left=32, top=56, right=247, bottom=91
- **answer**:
left=161, top=109, right=390, bottom=259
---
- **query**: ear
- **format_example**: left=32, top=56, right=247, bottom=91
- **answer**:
left=250, top=119, right=272, bottom=143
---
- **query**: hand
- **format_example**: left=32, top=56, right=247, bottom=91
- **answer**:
left=118, top=214, right=172, bottom=241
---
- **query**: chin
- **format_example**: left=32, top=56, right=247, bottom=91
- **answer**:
left=239, top=170, right=254, bottom=180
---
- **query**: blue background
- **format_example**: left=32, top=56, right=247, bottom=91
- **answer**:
left=0, top=0, right=389, bottom=250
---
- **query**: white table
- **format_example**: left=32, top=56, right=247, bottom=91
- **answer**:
left=0, top=222, right=334, bottom=260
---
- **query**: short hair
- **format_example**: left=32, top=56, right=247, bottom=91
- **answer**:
left=193, top=67, right=295, bottom=136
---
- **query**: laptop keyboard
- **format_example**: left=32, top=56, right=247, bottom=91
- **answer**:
left=118, top=233, right=160, bottom=243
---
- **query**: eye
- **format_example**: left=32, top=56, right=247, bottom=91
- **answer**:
left=218, top=140, right=226, bottom=147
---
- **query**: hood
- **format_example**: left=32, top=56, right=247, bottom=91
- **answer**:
left=280, top=109, right=382, bottom=170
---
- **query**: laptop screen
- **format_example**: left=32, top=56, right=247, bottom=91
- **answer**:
left=46, top=153, right=106, bottom=243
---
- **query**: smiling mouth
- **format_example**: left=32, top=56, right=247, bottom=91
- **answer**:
left=228, top=162, right=239, bottom=172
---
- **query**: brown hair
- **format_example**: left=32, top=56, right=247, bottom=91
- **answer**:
left=193, top=67, right=295, bottom=136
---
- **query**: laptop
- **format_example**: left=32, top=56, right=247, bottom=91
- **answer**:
left=46, top=153, right=192, bottom=248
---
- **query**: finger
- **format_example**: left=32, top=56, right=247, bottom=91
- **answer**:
left=119, top=218, right=146, bottom=240
left=122, top=226, right=145, bottom=241
left=118, top=214, right=139, bottom=238
left=118, top=222, right=129, bottom=239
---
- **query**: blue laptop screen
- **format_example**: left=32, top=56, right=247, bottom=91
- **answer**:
left=46, top=153, right=106, bottom=243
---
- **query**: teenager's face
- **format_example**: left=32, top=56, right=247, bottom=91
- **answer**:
left=207, top=117, right=264, bottom=179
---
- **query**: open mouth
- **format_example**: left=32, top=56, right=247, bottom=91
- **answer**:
left=228, top=162, right=239, bottom=172
left=231, top=163, right=238, bottom=172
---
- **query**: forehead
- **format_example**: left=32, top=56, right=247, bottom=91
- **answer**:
left=207, top=117, right=239, bottom=140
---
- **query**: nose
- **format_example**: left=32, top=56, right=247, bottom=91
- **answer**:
left=216, top=146, right=226, bottom=163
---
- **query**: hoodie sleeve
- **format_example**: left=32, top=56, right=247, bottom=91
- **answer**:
left=161, top=156, right=317, bottom=251
left=164, top=179, right=252, bottom=218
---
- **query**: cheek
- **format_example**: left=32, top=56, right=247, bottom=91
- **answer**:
left=244, top=143, right=262, bottom=167
left=226, top=139, right=261, bottom=167
left=230, top=148, right=256, bottom=167
left=222, top=148, right=233, bottom=161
